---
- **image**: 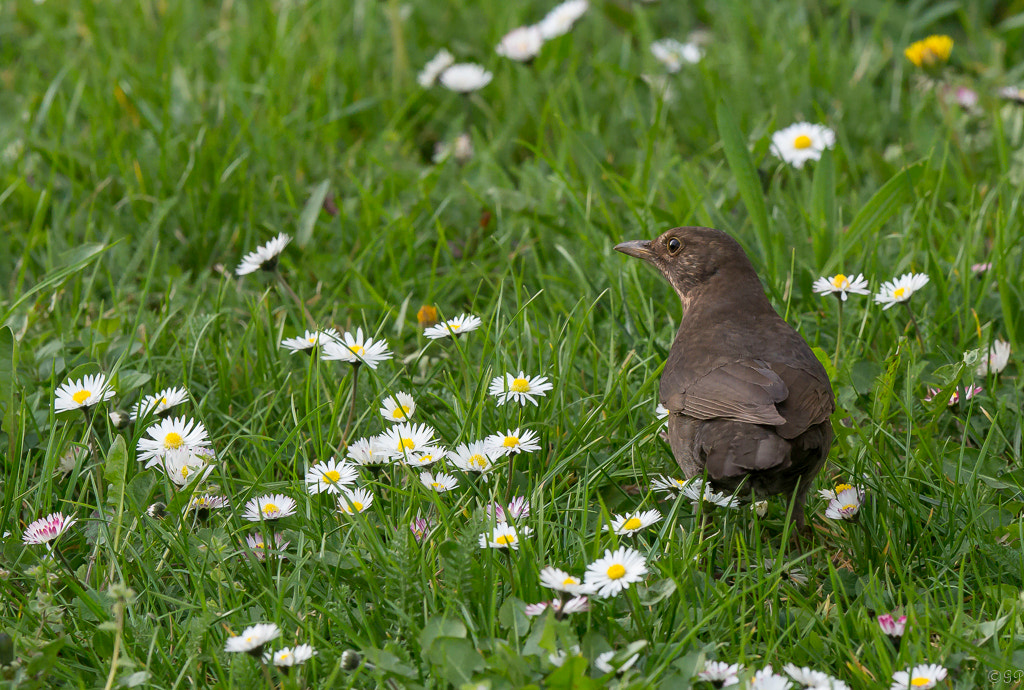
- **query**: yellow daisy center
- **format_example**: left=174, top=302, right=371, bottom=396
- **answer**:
left=431, top=482, right=443, bottom=489
left=159, top=396, right=168, bottom=405
left=392, top=405, right=410, bottom=418
left=562, top=577, right=577, bottom=586
left=893, top=287, right=906, bottom=299
left=510, top=378, right=530, bottom=393
left=495, top=534, right=515, bottom=545
left=399, top=438, right=415, bottom=451
left=469, top=454, right=487, bottom=467
left=262, top=504, right=279, bottom=516
left=674, top=479, right=685, bottom=486
left=72, top=389, right=91, bottom=404
left=351, top=501, right=364, bottom=511
left=420, top=454, right=434, bottom=463
left=308, top=337, right=316, bottom=343
left=607, top=564, right=627, bottom=580
left=180, top=466, right=191, bottom=479
left=348, top=344, right=364, bottom=356
left=834, top=483, right=852, bottom=492
left=502, top=436, right=520, bottom=448
left=831, top=274, right=849, bottom=289
left=841, top=503, right=858, bottom=512
left=793, top=134, right=812, bottom=149
left=323, top=470, right=342, bottom=484
left=450, top=323, right=461, bottom=330
left=280, top=652, right=292, bottom=660
left=164, top=432, right=184, bottom=449
left=911, top=678, right=930, bottom=687
left=622, top=517, right=643, bottom=531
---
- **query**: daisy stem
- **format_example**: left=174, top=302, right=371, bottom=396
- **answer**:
left=259, top=659, right=275, bottom=688
left=276, top=270, right=314, bottom=329
left=342, top=364, right=360, bottom=445
left=505, top=454, right=515, bottom=504
left=833, top=299, right=843, bottom=370
left=50, top=543, right=86, bottom=590
left=903, top=301, right=925, bottom=351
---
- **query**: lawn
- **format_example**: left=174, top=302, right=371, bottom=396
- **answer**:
left=1, top=0, right=1023, bottom=688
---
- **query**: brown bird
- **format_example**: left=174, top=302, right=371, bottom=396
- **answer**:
left=616, top=227, right=834, bottom=530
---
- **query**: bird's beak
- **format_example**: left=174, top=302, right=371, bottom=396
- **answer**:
left=614, top=240, right=654, bottom=261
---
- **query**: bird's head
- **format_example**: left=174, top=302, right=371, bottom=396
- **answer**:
left=615, top=227, right=763, bottom=310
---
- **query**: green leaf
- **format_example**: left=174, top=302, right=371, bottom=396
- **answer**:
left=545, top=656, right=600, bottom=690
left=0, top=327, right=16, bottom=458
left=425, top=638, right=484, bottom=685
left=297, top=179, right=330, bottom=248
left=1, top=243, right=111, bottom=324
left=419, top=615, right=467, bottom=654
left=716, top=101, right=772, bottom=271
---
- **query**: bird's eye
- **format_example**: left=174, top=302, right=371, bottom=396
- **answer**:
left=667, top=238, right=681, bottom=254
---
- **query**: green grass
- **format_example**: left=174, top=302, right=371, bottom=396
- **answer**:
left=2, top=0, right=1024, bottom=687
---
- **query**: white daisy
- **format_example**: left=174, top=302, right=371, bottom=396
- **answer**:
left=409, top=517, right=431, bottom=542
left=337, top=487, right=374, bottom=515
left=817, top=482, right=859, bottom=501
left=824, top=486, right=864, bottom=521
left=583, top=546, right=648, bottom=598
left=235, top=233, right=291, bottom=276
left=538, top=0, right=589, bottom=39
left=346, top=436, right=394, bottom=466
left=878, top=613, right=907, bottom=638
left=130, top=386, right=189, bottom=420
left=224, top=623, right=281, bottom=654
left=420, top=470, right=459, bottom=493
left=136, top=416, right=211, bottom=467
left=496, top=25, right=544, bottom=62
left=890, top=664, right=947, bottom=690
left=478, top=522, right=532, bottom=550
left=406, top=446, right=447, bottom=467
left=697, top=660, right=742, bottom=686
left=417, top=48, right=455, bottom=88
left=185, top=494, right=229, bottom=517
left=749, top=667, right=793, bottom=690
left=485, top=427, right=541, bottom=456
left=245, top=532, right=289, bottom=561
left=873, top=273, right=930, bottom=309
left=976, top=339, right=1011, bottom=376
left=321, top=328, right=392, bottom=369
left=488, top=371, right=553, bottom=406
left=539, top=566, right=590, bottom=595
left=783, top=664, right=840, bottom=688
left=595, top=650, right=639, bottom=675
left=812, top=273, right=870, bottom=301
left=305, top=457, right=359, bottom=495
left=655, top=402, right=669, bottom=427
left=606, top=509, right=662, bottom=536
left=439, top=63, right=493, bottom=93
left=770, top=123, right=836, bottom=169
left=524, top=596, right=589, bottom=617
left=682, top=478, right=741, bottom=509
left=379, top=391, right=415, bottom=422
left=242, top=493, right=297, bottom=522
left=651, top=475, right=694, bottom=496
left=270, top=644, right=317, bottom=667
left=487, top=496, right=530, bottom=522
left=449, top=441, right=497, bottom=474
left=379, top=422, right=436, bottom=459
left=280, top=328, right=340, bottom=354
left=22, top=512, right=76, bottom=545
left=160, top=448, right=214, bottom=487
left=650, top=38, right=703, bottom=72
left=423, top=313, right=482, bottom=339
left=53, top=374, right=115, bottom=413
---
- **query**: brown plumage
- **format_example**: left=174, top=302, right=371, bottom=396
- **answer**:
left=616, top=226, right=834, bottom=529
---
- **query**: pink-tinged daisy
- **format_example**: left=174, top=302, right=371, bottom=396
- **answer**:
left=478, top=522, right=532, bottom=550
left=696, top=660, right=742, bottom=687
left=449, top=441, right=496, bottom=474
left=379, top=422, right=436, bottom=459
left=280, top=329, right=340, bottom=354
left=244, top=532, right=290, bottom=561
left=770, top=123, right=836, bottom=169
left=524, top=596, right=590, bottom=618
left=270, top=644, right=317, bottom=667
left=606, top=509, right=662, bottom=536
left=890, top=664, right=947, bottom=690
left=337, top=487, right=374, bottom=515
left=485, top=428, right=540, bottom=456
left=812, top=273, right=870, bottom=301
left=420, top=471, right=458, bottom=493
left=537, top=0, right=588, bottom=39
left=439, top=64, right=493, bottom=93
left=488, top=371, right=553, bottom=406
left=305, top=457, right=359, bottom=495
left=235, top=233, right=291, bottom=276
left=54, top=373, right=115, bottom=413
left=924, top=384, right=982, bottom=406
left=136, top=416, right=211, bottom=467
left=417, top=48, right=455, bottom=88
left=409, top=517, right=431, bottom=542
left=975, top=339, right=1011, bottom=376
left=874, top=273, right=929, bottom=309
left=224, top=622, right=281, bottom=655
left=379, top=391, right=415, bottom=422
left=423, top=313, right=482, bottom=339
left=824, top=486, right=864, bottom=521
left=242, top=494, right=297, bottom=522
left=321, top=328, right=392, bottom=369
left=583, top=546, right=648, bottom=598
left=130, top=386, right=189, bottom=420
left=971, top=261, right=992, bottom=274
left=22, top=512, right=76, bottom=545
left=487, top=496, right=530, bottom=522
left=878, top=613, right=907, bottom=640
left=496, top=25, right=544, bottom=62
left=539, top=566, right=590, bottom=595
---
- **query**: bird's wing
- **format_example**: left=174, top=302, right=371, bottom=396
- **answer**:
left=663, top=360, right=788, bottom=426
left=768, top=363, right=834, bottom=439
